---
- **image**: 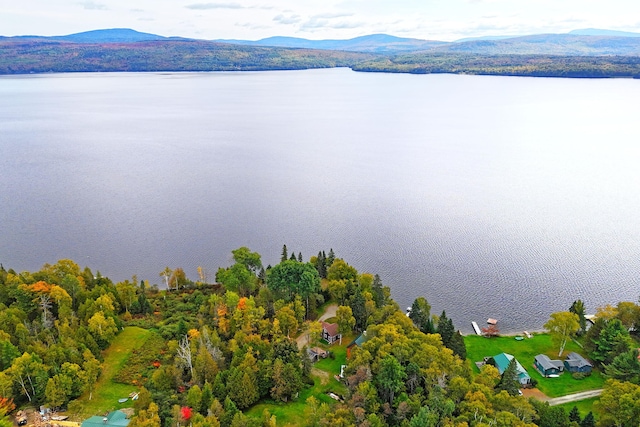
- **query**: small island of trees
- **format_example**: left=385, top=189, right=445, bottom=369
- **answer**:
left=1, top=247, right=640, bottom=426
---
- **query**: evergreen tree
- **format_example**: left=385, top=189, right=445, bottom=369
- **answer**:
left=496, top=358, right=520, bottom=396
left=349, top=286, right=367, bottom=331
left=580, top=412, right=595, bottom=427
left=568, top=406, right=581, bottom=423
left=409, top=297, right=434, bottom=334
left=290, top=252, right=297, bottom=261
left=281, top=245, right=288, bottom=263
left=570, top=300, right=587, bottom=335
left=372, top=274, right=384, bottom=308
left=437, top=311, right=455, bottom=348
left=298, top=252, right=303, bottom=262
left=448, top=330, right=467, bottom=360
left=327, top=248, right=335, bottom=267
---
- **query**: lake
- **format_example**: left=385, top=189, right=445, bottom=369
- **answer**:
left=1, top=68, right=639, bottom=333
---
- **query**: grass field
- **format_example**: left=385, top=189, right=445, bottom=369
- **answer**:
left=555, top=397, right=598, bottom=420
left=465, top=334, right=604, bottom=397
left=246, top=340, right=350, bottom=426
left=70, top=327, right=153, bottom=419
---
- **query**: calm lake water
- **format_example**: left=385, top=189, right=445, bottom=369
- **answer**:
left=1, top=68, right=639, bottom=333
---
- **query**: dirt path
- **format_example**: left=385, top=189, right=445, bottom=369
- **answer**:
left=546, top=389, right=603, bottom=406
left=296, top=304, right=339, bottom=349
left=318, top=304, right=338, bottom=321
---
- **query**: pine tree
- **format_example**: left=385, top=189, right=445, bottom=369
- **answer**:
left=290, top=252, right=297, bottom=261
left=580, top=412, right=595, bottom=427
left=372, top=274, right=384, bottom=308
left=298, top=252, right=303, bottom=262
left=496, top=358, right=520, bottom=396
left=327, top=248, right=335, bottom=267
left=437, top=311, right=455, bottom=348
left=568, top=406, right=581, bottom=423
left=448, top=331, right=467, bottom=360
left=281, top=245, right=288, bottom=263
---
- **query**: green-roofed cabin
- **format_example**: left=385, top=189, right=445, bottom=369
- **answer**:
left=489, top=352, right=531, bottom=385
left=82, top=411, right=130, bottom=427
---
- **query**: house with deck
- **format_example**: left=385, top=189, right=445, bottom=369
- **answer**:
left=564, top=352, right=593, bottom=374
left=534, top=354, right=564, bottom=376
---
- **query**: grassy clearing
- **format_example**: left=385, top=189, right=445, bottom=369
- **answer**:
left=71, top=327, right=152, bottom=419
left=555, top=397, right=598, bottom=420
left=465, top=334, right=604, bottom=397
left=246, top=340, right=350, bottom=426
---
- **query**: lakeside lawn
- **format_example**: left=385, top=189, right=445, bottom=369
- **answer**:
left=465, top=334, right=604, bottom=398
left=70, top=327, right=153, bottom=419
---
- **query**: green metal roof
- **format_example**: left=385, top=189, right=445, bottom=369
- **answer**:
left=492, top=353, right=530, bottom=382
left=82, top=411, right=129, bottom=427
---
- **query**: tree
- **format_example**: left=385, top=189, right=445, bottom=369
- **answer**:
left=281, top=245, right=288, bottom=263
left=595, top=379, right=640, bottom=427
left=436, top=310, right=455, bottom=347
left=590, top=318, right=633, bottom=366
left=275, top=306, right=298, bottom=338
left=568, top=406, right=581, bottom=423
left=160, top=267, right=173, bottom=289
left=580, top=411, right=595, bottom=427
left=409, top=297, right=434, bottom=334
left=371, top=274, right=385, bottom=308
left=448, top=330, right=467, bottom=360
left=604, top=348, right=640, bottom=383
left=270, top=359, right=302, bottom=402
left=129, top=402, right=161, bottom=427
left=569, top=300, right=587, bottom=335
left=496, top=358, right=520, bottom=396
left=231, top=247, right=262, bottom=274
left=336, top=306, right=356, bottom=343
left=481, top=323, right=500, bottom=338
left=176, top=334, right=194, bottom=380
left=544, top=311, right=580, bottom=357
left=376, top=355, right=406, bottom=404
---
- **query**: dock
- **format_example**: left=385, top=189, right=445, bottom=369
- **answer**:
left=471, top=321, right=482, bottom=335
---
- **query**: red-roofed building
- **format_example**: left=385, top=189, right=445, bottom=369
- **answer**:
left=322, top=321, right=341, bottom=345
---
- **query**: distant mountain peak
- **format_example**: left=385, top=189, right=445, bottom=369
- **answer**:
left=569, top=28, right=640, bottom=37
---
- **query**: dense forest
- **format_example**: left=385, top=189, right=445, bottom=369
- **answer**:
left=2, top=248, right=640, bottom=427
left=2, top=38, right=640, bottom=78
left=0, top=40, right=374, bottom=74
left=351, top=53, right=640, bottom=78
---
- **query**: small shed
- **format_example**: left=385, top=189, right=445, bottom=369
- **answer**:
left=307, top=347, right=328, bottom=362
left=534, top=354, right=564, bottom=376
left=564, top=352, right=593, bottom=374
left=82, top=411, right=130, bottom=427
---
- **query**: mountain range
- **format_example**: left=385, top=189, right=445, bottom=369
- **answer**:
left=3, top=27, right=640, bottom=55
left=3, top=28, right=640, bottom=77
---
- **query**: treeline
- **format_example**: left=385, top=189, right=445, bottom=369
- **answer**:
left=0, top=40, right=375, bottom=74
left=352, top=52, right=640, bottom=78
left=4, top=249, right=638, bottom=426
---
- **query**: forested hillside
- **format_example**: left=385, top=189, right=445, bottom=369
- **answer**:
left=1, top=248, right=639, bottom=426
left=0, top=39, right=374, bottom=74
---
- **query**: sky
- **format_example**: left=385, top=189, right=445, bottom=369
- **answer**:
left=2, top=0, right=640, bottom=41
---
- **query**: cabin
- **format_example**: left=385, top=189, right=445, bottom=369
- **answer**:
left=346, top=331, right=369, bottom=358
left=81, top=411, right=129, bottom=427
left=307, top=347, right=328, bottom=362
left=489, top=353, right=531, bottom=385
left=322, top=322, right=341, bottom=345
left=564, top=352, right=593, bottom=374
left=534, top=354, right=564, bottom=377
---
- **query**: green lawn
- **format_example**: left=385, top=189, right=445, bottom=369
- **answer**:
left=465, top=334, right=604, bottom=397
left=70, top=327, right=153, bottom=419
left=246, top=340, right=350, bottom=426
left=555, top=397, right=598, bottom=420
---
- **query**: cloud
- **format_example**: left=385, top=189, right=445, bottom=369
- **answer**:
left=299, top=13, right=360, bottom=32
left=273, top=14, right=301, bottom=25
left=79, top=1, right=107, bottom=10
left=185, top=3, right=244, bottom=10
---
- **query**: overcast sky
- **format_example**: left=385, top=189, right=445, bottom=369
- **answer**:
left=2, top=0, right=640, bottom=41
